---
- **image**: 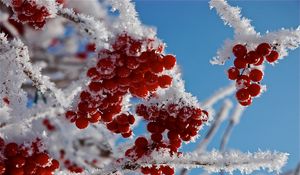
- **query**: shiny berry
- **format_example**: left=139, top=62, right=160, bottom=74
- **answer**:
left=266, top=50, right=279, bottom=63
left=256, top=43, right=271, bottom=56
left=248, top=83, right=261, bottom=97
left=236, top=88, right=250, bottom=102
left=232, top=44, right=247, bottom=58
left=249, top=69, right=263, bottom=82
left=227, top=67, right=240, bottom=80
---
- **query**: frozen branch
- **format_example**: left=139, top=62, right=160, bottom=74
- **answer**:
left=209, top=0, right=257, bottom=38
left=220, top=104, right=245, bottom=150
left=57, top=7, right=110, bottom=50
left=202, top=83, right=235, bottom=108
left=96, top=150, right=288, bottom=175
left=197, top=99, right=233, bottom=152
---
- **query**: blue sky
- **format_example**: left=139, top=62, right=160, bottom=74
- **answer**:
left=133, top=0, right=299, bottom=174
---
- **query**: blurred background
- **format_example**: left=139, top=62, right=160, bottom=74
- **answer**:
left=133, top=0, right=299, bottom=174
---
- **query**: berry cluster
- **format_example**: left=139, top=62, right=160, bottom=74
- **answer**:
left=123, top=103, right=208, bottom=174
left=227, top=43, right=279, bottom=106
left=65, top=34, right=176, bottom=138
left=10, top=0, right=50, bottom=29
left=0, top=137, right=59, bottom=175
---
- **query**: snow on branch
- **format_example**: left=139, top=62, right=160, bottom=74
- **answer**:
left=202, top=83, right=235, bottom=108
left=209, top=0, right=257, bottom=38
left=103, top=149, right=288, bottom=174
left=0, top=33, right=71, bottom=107
left=105, top=0, right=156, bottom=39
left=262, top=27, right=300, bottom=59
left=57, top=7, right=111, bottom=50
left=196, top=99, right=233, bottom=152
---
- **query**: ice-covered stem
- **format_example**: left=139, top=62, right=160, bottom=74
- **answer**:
left=209, top=0, right=257, bottom=38
left=202, top=83, right=235, bottom=108
left=57, top=7, right=110, bottom=50
left=220, top=104, right=245, bottom=150
left=261, top=27, right=300, bottom=58
left=100, top=150, right=288, bottom=174
left=9, top=39, right=70, bottom=107
left=197, top=99, right=233, bottom=152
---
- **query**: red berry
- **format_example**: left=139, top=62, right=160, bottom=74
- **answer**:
left=116, top=114, right=128, bottom=125
left=121, top=130, right=132, bottom=138
left=163, top=55, right=176, bottom=70
left=158, top=75, right=172, bottom=88
left=144, top=72, right=158, bottom=85
left=248, top=84, right=261, bottom=97
left=236, top=88, right=250, bottom=102
left=135, top=137, right=148, bottom=148
left=97, top=58, right=115, bottom=75
left=11, top=155, right=26, bottom=168
left=126, top=57, right=139, bottom=70
left=118, top=124, right=130, bottom=133
left=116, top=67, right=131, bottom=78
left=254, top=56, right=264, bottom=66
left=127, top=115, right=135, bottom=124
left=103, top=80, right=118, bottom=91
left=106, top=121, right=118, bottom=131
left=9, top=167, right=24, bottom=175
left=227, top=67, right=240, bottom=80
left=167, top=131, right=179, bottom=140
left=249, top=69, right=263, bottom=82
left=245, top=51, right=260, bottom=64
left=87, top=67, right=99, bottom=78
left=101, top=112, right=113, bottom=123
left=75, top=117, right=89, bottom=129
left=49, top=159, right=60, bottom=170
left=266, top=50, right=279, bottom=63
left=4, top=142, right=19, bottom=157
left=232, top=44, right=247, bottom=58
left=150, top=62, right=164, bottom=73
left=234, top=58, right=247, bottom=69
left=239, top=98, right=252, bottom=106
left=160, top=166, right=174, bottom=175
left=88, top=111, right=101, bottom=123
left=88, top=82, right=102, bottom=92
left=151, top=133, right=163, bottom=143
left=256, top=43, right=271, bottom=56
left=34, top=153, right=50, bottom=166
left=236, top=75, right=250, bottom=88
left=86, top=43, right=96, bottom=52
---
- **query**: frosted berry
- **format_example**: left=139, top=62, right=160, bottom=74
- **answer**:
left=234, top=58, right=247, bottom=69
left=266, top=50, right=279, bottom=63
left=236, top=75, right=250, bottom=88
left=239, top=98, right=252, bottom=106
left=248, top=83, right=261, bottom=97
left=34, top=153, right=50, bottom=166
left=236, top=88, right=250, bottom=102
left=256, top=43, right=271, bottom=56
left=75, top=117, right=89, bottom=129
left=232, top=44, right=247, bottom=58
left=158, top=75, right=172, bottom=88
left=135, top=137, right=148, bottom=148
left=163, top=55, right=176, bottom=70
left=249, top=69, right=263, bottom=82
left=4, top=143, right=19, bottom=157
left=227, top=67, right=240, bottom=80
left=245, top=51, right=260, bottom=64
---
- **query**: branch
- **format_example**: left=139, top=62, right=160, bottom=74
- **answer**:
left=202, top=83, right=235, bottom=108
left=220, top=104, right=245, bottom=151
left=197, top=99, right=233, bottom=152
left=95, top=150, right=288, bottom=175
